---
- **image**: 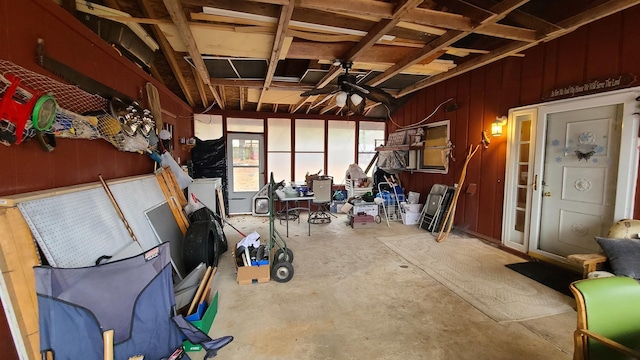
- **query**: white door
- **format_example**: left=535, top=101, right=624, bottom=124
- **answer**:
left=531, top=105, right=622, bottom=258
left=503, top=89, right=639, bottom=259
left=227, top=133, right=265, bottom=214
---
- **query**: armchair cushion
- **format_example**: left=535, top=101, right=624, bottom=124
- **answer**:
left=595, top=237, right=640, bottom=279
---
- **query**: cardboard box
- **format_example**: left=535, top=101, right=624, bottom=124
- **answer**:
left=351, top=214, right=375, bottom=229
left=183, top=291, right=219, bottom=352
left=234, top=243, right=270, bottom=285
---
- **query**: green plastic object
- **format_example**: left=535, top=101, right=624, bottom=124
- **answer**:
left=182, top=291, right=219, bottom=352
left=31, top=94, right=57, bottom=131
left=574, top=276, right=640, bottom=359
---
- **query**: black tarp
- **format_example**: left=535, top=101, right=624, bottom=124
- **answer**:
left=191, top=137, right=228, bottom=215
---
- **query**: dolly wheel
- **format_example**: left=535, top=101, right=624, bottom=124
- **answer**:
left=272, top=261, right=294, bottom=283
left=274, top=248, right=294, bottom=263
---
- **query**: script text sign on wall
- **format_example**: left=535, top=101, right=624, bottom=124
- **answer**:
left=543, top=74, right=636, bottom=101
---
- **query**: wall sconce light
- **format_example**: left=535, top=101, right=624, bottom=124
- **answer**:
left=491, top=116, right=507, bottom=137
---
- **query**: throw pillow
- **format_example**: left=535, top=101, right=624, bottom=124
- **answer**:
left=595, top=237, right=640, bottom=279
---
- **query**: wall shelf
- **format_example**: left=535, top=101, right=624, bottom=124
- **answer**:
left=375, top=144, right=423, bottom=151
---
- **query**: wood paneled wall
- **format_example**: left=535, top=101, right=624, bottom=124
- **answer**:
left=393, top=6, right=640, bottom=242
left=0, top=0, right=193, bottom=197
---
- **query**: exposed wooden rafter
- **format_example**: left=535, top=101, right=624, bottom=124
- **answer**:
left=366, top=0, right=530, bottom=87
left=119, top=0, right=640, bottom=116
left=257, top=0, right=295, bottom=110
left=315, top=0, right=424, bottom=88
left=138, top=0, right=195, bottom=107
left=239, top=86, right=245, bottom=111
left=162, top=0, right=225, bottom=108
left=398, top=0, right=640, bottom=97
left=192, top=66, right=209, bottom=108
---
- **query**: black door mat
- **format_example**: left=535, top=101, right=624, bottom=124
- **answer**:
left=505, top=261, right=582, bottom=297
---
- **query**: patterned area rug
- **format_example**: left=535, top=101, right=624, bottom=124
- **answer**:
left=376, top=232, right=575, bottom=322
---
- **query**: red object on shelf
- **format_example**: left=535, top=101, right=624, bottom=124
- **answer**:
left=0, top=74, right=42, bottom=144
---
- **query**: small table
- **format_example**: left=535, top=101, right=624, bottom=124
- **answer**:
left=275, top=190, right=315, bottom=237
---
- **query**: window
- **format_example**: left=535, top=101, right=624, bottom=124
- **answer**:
left=418, top=120, right=450, bottom=173
left=358, top=121, right=385, bottom=176
left=227, top=117, right=264, bottom=133
left=327, top=120, right=355, bottom=184
left=267, top=118, right=291, bottom=182
left=194, top=114, right=223, bottom=140
left=294, top=119, right=324, bottom=181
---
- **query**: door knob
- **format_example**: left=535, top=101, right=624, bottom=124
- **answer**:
left=543, top=191, right=552, bottom=197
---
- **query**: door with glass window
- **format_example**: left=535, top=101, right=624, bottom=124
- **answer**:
left=502, top=110, right=536, bottom=253
left=503, top=91, right=638, bottom=262
left=227, top=133, right=264, bottom=214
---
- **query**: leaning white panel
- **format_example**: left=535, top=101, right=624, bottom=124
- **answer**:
left=18, top=187, right=131, bottom=267
left=109, top=175, right=166, bottom=251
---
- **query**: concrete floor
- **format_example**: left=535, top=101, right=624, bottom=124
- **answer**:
left=202, top=213, right=576, bottom=360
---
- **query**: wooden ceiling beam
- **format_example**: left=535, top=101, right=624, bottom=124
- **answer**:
left=239, top=86, right=245, bottom=111
left=315, top=0, right=424, bottom=88
left=296, top=0, right=395, bottom=19
left=475, top=23, right=537, bottom=42
left=138, top=0, right=195, bottom=107
left=291, top=95, right=315, bottom=113
left=557, top=0, right=640, bottom=30
left=309, top=93, right=335, bottom=111
left=345, top=0, right=424, bottom=61
left=192, top=66, right=210, bottom=108
left=209, top=78, right=315, bottom=89
left=366, top=0, right=530, bottom=87
left=162, top=0, right=225, bottom=108
left=242, top=0, right=289, bottom=5
left=296, top=0, right=538, bottom=42
left=181, top=0, right=281, bottom=17
left=464, top=0, right=562, bottom=35
left=258, top=0, right=295, bottom=109
left=398, top=0, right=640, bottom=97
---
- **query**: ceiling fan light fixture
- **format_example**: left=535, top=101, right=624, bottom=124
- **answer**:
left=336, top=91, right=348, bottom=107
left=350, top=93, right=363, bottom=106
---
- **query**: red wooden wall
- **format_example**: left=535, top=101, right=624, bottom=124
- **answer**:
left=0, top=0, right=193, bottom=197
left=393, top=6, right=640, bottom=243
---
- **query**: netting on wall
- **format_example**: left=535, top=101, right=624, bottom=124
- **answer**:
left=0, top=60, right=107, bottom=114
left=0, top=60, right=157, bottom=153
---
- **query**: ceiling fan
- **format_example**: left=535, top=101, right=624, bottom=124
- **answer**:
left=300, top=60, right=398, bottom=115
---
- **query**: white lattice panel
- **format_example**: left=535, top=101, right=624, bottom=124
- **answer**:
left=18, top=188, right=132, bottom=267
left=109, top=176, right=166, bottom=251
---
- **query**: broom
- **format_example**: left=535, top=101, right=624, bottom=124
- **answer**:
left=436, top=144, right=480, bottom=243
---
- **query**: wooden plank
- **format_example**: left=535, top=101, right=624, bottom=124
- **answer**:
left=216, top=186, right=226, bottom=221
left=0, top=208, right=41, bottom=360
left=163, top=168, right=188, bottom=207
left=155, top=173, right=189, bottom=235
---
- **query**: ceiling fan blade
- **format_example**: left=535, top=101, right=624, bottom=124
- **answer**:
left=300, top=85, right=339, bottom=97
left=342, top=81, right=370, bottom=95
left=360, top=85, right=398, bottom=106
